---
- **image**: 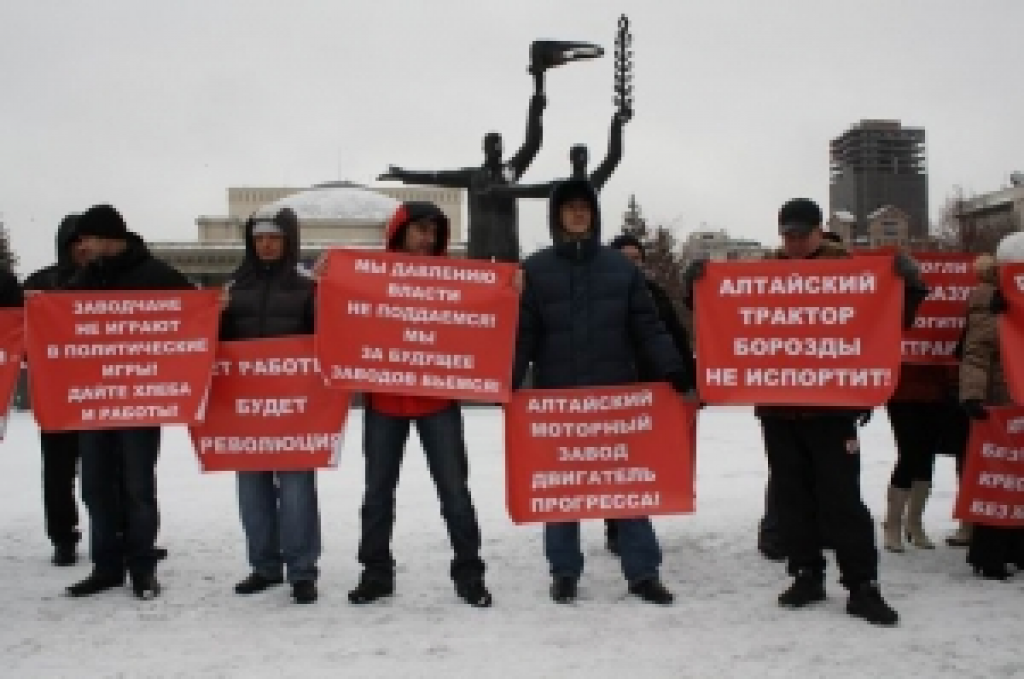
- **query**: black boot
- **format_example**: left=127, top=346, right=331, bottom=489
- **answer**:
left=67, top=571, right=125, bottom=597
left=778, top=570, right=825, bottom=608
left=628, top=578, right=674, bottom=605
left=455, top=578, right=493, bottom=608
left=846, top=582, right=898, bottom=626
left=131, top=572, right=161, bottom=600
left=52, top=542, right=78, bottom=567
left=348, top=574, right=394, bottom=605
left=292, top=580, right=317, bottom=604
left=972, top=564, right=1012, bottom=581
left=153, top=547, right=168, bottom=562
left=234, top=572, right=284, bottom=595
left=550, top=575, right=578, bottom=604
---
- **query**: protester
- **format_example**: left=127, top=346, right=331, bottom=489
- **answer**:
left=513, top=178, right=692, bottom=605
left=220, top=207, right=321, bottom=604
left=347, top=201, right=492, bottom=608
left=606, top=233, right=696, bottom=555
left=63, top=204, right=194, bottom=600
left=959, top=242, right=1024, bottom=579
left=23, top=215, right=85, bottom=566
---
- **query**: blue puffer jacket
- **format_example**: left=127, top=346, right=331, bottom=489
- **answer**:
left=512, top=179, right=683, bottom=389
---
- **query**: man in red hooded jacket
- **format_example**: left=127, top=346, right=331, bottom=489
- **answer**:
left=347, top=201, right=491, bottom=608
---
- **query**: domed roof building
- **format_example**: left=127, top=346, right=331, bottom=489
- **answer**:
left=151, top=182, right=464, bottom=287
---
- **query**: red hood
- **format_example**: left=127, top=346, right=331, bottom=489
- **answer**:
left=385, top=201, right=450, bottom=255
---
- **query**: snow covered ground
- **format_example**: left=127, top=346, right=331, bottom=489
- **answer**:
left=0, top=407, right=1021, bottom=678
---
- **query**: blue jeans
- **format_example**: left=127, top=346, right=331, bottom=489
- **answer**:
left=545, top=518, right=662, bottom=584
left=237, top=470, right=321, bottom=583
left=79, top=427, right=161, bottom=577
left=358, top=404, right=485, bottom=584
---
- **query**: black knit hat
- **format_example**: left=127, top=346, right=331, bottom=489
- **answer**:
left=610, top=233, right=645, bottom=260
left=77, top=204, right=129, bottom=239
left=778, top=198, right=822, bottom=236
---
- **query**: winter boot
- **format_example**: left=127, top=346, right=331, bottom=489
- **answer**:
left=66, top=570, right=125, bottom=597
left=628, top=578, right=674, bottom=605
left=348, top=574, right=394, bottom=605
left=882, top=486, right=910, bottom=553
left=292, top=580, right=317, bottom=604
left=550, top=575, right=578, bottom=604
left=234, top=572, right=284, bottom=595
left=52, top=542, right=78, bottom=567
left=778, top=569, right=825, bottom=608
left=946, top=522, right=973, bottom=547
left=846, top=582, right=898, bottom=626
left=905, top=481, right=935, bottom=549
left=455, top=577, right=493, bottom=608
left=131, top=572, right=161, bottom=600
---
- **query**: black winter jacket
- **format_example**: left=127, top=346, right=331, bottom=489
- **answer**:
left=64, top=233, right=194, bottom=292
left=25, top=215, right=81, bottom=292
left=0, top=270, right=23, bottom=307
left=641, top=278, right=695, bottom=385
left=219, top=208, right=314, bottom=341
left=512, top=179, right=684, bottom=389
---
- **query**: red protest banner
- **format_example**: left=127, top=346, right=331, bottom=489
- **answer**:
left=954, top=407, right=1024, bottom=527
left=189, top=336, right=349, bottom=472
left=504, top=383, right=696, bottom=524
left=316, top=249, right=520, bottom=402
left=26, top=291, right=220, bottom=430
left=998, top=264, right=1024, bottom=404
left=0, top=309, right=25, bottom=436
left=694, top=257, right=902, bottom=406
left=902, top=252, right=975, bottom=364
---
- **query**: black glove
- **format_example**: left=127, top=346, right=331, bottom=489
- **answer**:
left=893, top=252, right=920, bottom=280
left=683, top=258, right=707, bottom=286
left=962, top=399, right=989, bottom=421
left=855, top=409, right=873, bottom=426
left=667, top=371, right=694, bottom=394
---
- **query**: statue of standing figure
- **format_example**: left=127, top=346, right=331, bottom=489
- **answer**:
left=377, top=40, right=603, bottom=262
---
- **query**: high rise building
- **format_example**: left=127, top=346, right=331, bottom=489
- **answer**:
left=829, top=120, right=928, bottom=243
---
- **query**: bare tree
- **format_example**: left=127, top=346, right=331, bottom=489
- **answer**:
left=0, top=217, right=17, bottom=274
left=933, top=186, right=1021, bottom=254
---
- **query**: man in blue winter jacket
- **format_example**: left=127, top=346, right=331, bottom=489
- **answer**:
left=512, top=178, right=694, bottom=605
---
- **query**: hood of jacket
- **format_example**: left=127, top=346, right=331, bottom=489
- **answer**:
left=235, top=207, right=301, bottom=278
left=384, top=202, right=450, bottom=255
left=55, top=214, right=80, bottom=270
left=548, top=178, right=601, bottom=259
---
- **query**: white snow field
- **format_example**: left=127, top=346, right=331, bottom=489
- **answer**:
left=0, top=406, right=1021, bottom=678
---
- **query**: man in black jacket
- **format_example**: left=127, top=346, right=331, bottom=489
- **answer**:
left=220, top=207, right=321, bottom=605
left=513, top=179, right=693, bottom=605
left=24, top=215, right=86, bottom=566
left=606, top=233, right=696, bottom=555
left=63, top=204, right=194, bottom=600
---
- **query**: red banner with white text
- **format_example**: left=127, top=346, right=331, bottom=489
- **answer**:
left=902, top=252, right=975, bottom=364
left=0, top=309, right=25, bottom=437
left=694, top=257, right=903, bottom=406
left=315, top=249, right=520, bottom=402
left=189, top=336, right=349, bottom=472
left=26, top=291, right=220, bottom=430
left=504, top=383, right=696, bottom=524
left=954, top=407, right=1024, bottom=527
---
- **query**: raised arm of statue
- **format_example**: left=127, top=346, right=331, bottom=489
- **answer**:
left=507, top=93, right=546, bottom=180
left=482, top=181, right=555, bottom=199
left=377, top=165, right=473, bottom=189
left=590, top=113, right=625, bottom=192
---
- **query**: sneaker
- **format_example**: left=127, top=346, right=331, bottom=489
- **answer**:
left=292, top=580, right=317, bottom=604
left=348, top=575, right=394, bottom=605
left=234, top=572, right=284, bottom=595
left=66, top=571, right=124, bottom=597
left=455, top=578, right=493, bottom=608
left=131, top=573, right=161, bottom=600
left=778, top=572, right=826, bottom=608
left=550, top=575, right=578, bottom=604
left=846, top=582, right=898, bottom=626
left=628, top=578, right=674, bottom=605
left=52, top=543, right=78, bottom=567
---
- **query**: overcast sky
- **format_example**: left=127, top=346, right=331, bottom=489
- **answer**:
left=1, top=0, right=1021, bottom=274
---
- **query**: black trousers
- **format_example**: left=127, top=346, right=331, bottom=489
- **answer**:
left=40, top=432, right=81, bottom=547
left=885, top=401, right=969, bottom=489
left=760, top=415, right=878, bottom=588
